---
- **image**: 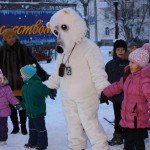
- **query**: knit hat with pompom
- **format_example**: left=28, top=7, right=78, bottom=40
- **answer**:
left=129, top=48, right=149, bottom=68
left=20, top=64, right=37, bottom=81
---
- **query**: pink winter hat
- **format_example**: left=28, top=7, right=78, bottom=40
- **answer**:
left=129, top=48, right=149, bottom=68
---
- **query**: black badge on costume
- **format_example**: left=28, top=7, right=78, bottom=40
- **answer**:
left=66, top=67, right=72, bottom=75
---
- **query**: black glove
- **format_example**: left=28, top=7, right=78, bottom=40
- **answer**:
left=14, top=103, right=23, bottom=111
left=49, top=88, right=57, bottom=100
left=99, top=92, right=109, bottom=105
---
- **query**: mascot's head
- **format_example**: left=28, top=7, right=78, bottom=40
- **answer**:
left=46, top=8, right=87, bottom=54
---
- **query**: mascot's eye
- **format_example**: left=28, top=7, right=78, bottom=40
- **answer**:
left=61, top=24, right=69, bottom=31
left=54, top=30, right=58, bottom=35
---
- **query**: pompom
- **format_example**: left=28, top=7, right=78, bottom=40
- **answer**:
left=32, top=64, right=36, bottom=68
left=20, top=64, right=37, bottom=80
left=142, top=43, right=150, bottom=57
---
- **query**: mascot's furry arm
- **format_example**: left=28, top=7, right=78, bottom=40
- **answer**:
left=46, top=56, right=61, bottom=89
left=84, top=40, right=110, bottom=95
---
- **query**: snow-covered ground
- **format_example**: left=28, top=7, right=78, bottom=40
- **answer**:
left=2, top=47, right=150, bottom=150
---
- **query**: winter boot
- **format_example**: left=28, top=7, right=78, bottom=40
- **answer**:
left=19, top=109, right=27, bottom=135
left=36, top=146, right=47, bottom=150
left=24, top=143, right=37, bottom=148
left=11, top=125, right=19, bottom=134
left=10, top=106, right=20, bottom=134
left=0, top=141, right=7, bottom=146
left=123, top=141, right=135, bottom=150
left=108, top=132, right=123, bottom=146
left=123, top=146, right=135, bottom=150
left=21, top=124, right=27, bottom=135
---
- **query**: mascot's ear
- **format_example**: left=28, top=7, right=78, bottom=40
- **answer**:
left=46, top=22, right=52, bottom=33
left=46, top=22, right=51, bottom=29
left=63, top=9, right=70, bottom=14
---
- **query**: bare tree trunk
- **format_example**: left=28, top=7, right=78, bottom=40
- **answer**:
left=79, top=0, right=90, bottom=38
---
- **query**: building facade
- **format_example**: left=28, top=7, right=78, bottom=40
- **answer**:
left=88, top=0, right=150, bottom=46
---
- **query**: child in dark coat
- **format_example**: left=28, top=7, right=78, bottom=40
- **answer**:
left=20, top=64, right=50, bottom=150
left=0, top=69, right=21, bottom=146
left=103, top=40, right=129, bottom=145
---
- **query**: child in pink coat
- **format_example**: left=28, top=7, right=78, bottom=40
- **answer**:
left=102, top=48, right=150, bottom=150
left=0, top=69, right=21, bottom=146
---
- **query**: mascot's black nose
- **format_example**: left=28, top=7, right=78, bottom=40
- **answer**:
left=57, top=46, right=64, bottom=53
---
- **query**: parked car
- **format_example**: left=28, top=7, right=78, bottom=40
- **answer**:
left=27, top=43, right=55, bottom=63
left=32, top=49, right=52, bottom=63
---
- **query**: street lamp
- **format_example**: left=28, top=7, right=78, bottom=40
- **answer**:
left=81, top=0, right=90, bottom=38
left=94, top=0, right=98, bottom=43
left=113, top=0, right=119, bottom=39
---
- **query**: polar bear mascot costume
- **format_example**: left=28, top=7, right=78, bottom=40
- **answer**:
left=46, top=8, right=110, bottom=150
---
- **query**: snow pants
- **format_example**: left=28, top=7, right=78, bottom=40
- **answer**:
left=113, top=102, right=122, bottom=134
left=0, top=117, right=8, bottom=141
left=9, top=96, right=27, bottom=128
left=123, top=128, right=147, bottom=150
left=62, top=95, right=109, bottom=150
left=28, top=117, right=48, bottom=148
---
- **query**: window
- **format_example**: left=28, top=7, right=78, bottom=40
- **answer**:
left=136, top=9, right=140, bottom=17
left=105, top=27, right=109, bottom=35
left=143, top=0, right=149, bottom=4
left=141, top=27, right=144, bottom=33
left=136, top=28, right=140, bottom=34
left=104, top=10, right=109, bottom=19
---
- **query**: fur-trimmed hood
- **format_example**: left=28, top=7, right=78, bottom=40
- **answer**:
left=2, top=76, right=9, bottom=85
left=0, top=76, right=9, bottom=87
